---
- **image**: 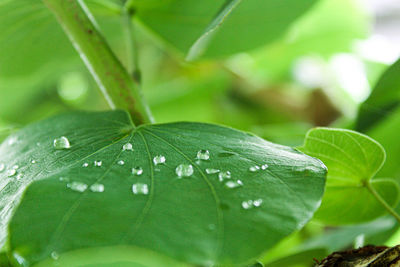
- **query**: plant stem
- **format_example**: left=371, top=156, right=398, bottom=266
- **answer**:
left=122, top=7, right=140, bottom=83
left=365, top=180, right=400, bottom=223
left=42, top=0, right=154, bottom=126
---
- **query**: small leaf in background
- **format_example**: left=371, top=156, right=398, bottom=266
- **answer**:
left=134, top=0, right=319, bottom=58
left=0, top=111, right=326, bottom=266
left=299, top=128, right=400, bottom=225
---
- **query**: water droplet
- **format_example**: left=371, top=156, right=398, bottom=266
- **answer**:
left=242, top=199, right=263, bottom=209
left=31, top=160, right=36, bottom=164
left=132, top=183, right=149, bottom=195
left=225, top=180, right=243, bottom=189
left=12, top=252, right=28, bottom=267
left=82, top=162, right=89, bottom=167
left=253, top=198, right=263, bottom=207
left=241, top=200, right=253, bottom=210
left=249, top=165, right=260, bottom=172
left=218, top=171, right=231, bottom=182
left=16, top=173, right=23, bottom=180
left=117, top=160, right=125, bottom=165
left=90, top=183, right=104, bottom=193
left=53, top=136, right=71, bottom=150
left=7, top=169, right=16, bottom=177
left=153, top=155, right=166, bottom=165
left=196, top=150, right=210, bottom=160
left=123, top=143, right=133, bottom=151
left=8, top=137, right=18, bottom=146
left=51, top=251, right=59, bottom=260
left=0, top=163, right=5, bottom=172
left=261, top=164, right=268, bottom=170
left=12, top=165, right=19, bottom=170
left=175, top=164, right=194, bottom=178
left=132, top=167, right=143, bottom=176
left=206, top=168, right=220, bottom=174
left=59, top=177, right=69, bottom=182
left=67, top=181, right=87, bottom=192
left=94, top=161, right=102, bottom=167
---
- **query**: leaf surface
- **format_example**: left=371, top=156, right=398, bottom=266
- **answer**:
left=134, top=0, right=318, bottom=58
left=299, top=128, right=399, bottom=225
left=0, top=111, right=326, bottom=265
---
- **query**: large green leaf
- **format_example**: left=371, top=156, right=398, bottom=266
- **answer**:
left=299, top=128, right=399, bottom=225
left=0, top=111, right=326, bottom=266
left=134, top=0, right=318, bottom=58
left=356, top=58, right=400, bottom=132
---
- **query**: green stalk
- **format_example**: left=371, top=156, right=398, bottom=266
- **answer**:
left=42, top=0, right=154, bottom=126
left=365, top=180, right=400, bottom=224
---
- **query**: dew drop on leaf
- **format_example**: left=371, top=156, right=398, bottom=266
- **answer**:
left=16, top=173, right=23, bottom=180
left=196, top=150, right=210, bottom=160
left=67, top=181, right=88, bottom=192
left=117, top=160, right=125, bottom=165
left=122, top=143, right=133, bottom=151
left=31, top=160, right=36, bottom=164
left=249, top=165, right=260, bottom=172
left=90, top=183, right=104, bottom=193
left=82, top=162, right=89, bottom=168
left=7, top=169, right=16, bottom=177
left=132, top=183, right=149, bottom=195
left=253, top=198, right=263, bottom=207
left=0, top=163, right=5, bottom=172
left=205, top=168, right=220, bottom=174
left=175, top=164, right=194, bottom=178
left=261, top=164, right=269, bottom=170
left=153, top=155, right=166, bottom=165
left=53, top=136, right=71, bottom=150
left=241, top=199, right=263, bottom=209
left=225, top=180, right=243, bottom=189
left=94, top=161, right=102, bottom=167
left=218, top=171, right=231, bottom=182
left=132, top=167, right=143, bottom=176
left=51, top=251, right=59, bottom=260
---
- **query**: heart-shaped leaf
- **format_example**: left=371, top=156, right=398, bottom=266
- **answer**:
left=0, top=111, right=326, bottom=266
left=299, top=128, right=400, bottom=225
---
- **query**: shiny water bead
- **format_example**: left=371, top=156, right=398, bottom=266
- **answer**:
left=205, top=168, right=220, bottom=174
left=0, top=163, right=5, bottom=172
left=51, top=251, right=59, bottom=260
left=249, top=165, right=260, bottom=172
left=153, top=155, right=166, bottom=165
left=117, top=160, right=125, bottom=165
left=122, top=143, right=133, bottom=151
left=241, top=199, right=263, bottom=209
left=67, top=181, right=88, bottom=192
left=82, top=162, right=89, bottom=167
left=132, top=183, right=149, bottom=195
left=132, top=167, right=143, bottom=176
left=90, top=183, right=105, bottom=193
left=225, top=180, right=243, bottom=189
left=175, top=164, right=194, bottom=178
left=16, top=173, right=23, bottom=180
left=218, top=171, right=231, bottom=182
left=31, top=160, right=36, bottom=164
left=7, top=169, right=16, bottom=177
left=261, top=164, right=269, bottom=170
left=53, top=136, right=71, bottom=150
left=94, top=161, right=102, bottom=167
left=196, top=150, right=210, bottom=160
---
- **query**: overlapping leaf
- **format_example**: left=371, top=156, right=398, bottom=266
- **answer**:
left=0, top=111, right=326, bottom=266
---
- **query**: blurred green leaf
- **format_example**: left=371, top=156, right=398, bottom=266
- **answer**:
left=299, top=128, right=399, bottom=225
left=266, top=248, right=326, bottom=267
left=134, top=0, right=319, bottom=58
left=356, top=58, right=400, bottom=132
left=1, top=111, right=326, bottom=266
left=0, top=252, right=12, bottom=267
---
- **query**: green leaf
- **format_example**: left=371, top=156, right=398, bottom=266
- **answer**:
left=299, top=128, right=400, bottom=225
left=356, top=58, right=400, bottom=132
left=0, top=252, right=12, bottom=267
left=0, top=111, right=326, bottom=266
left=134, top=0, right=318, bottom=58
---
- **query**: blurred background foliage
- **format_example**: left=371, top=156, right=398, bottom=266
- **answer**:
left=0, top=0, right=400, bottom=266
